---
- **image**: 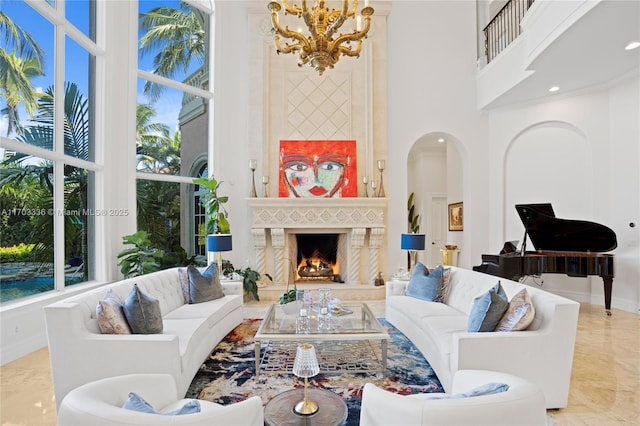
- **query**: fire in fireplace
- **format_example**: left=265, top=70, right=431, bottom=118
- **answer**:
left=295, top=234, right=339, bottom=282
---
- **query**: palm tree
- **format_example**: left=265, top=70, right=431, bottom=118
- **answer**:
left=1, top=82, right=89, bottom=276
left=0, top=9, right=45, bottom=136
left=135, top=103, right=180, bottom=173
left=138, top=2, right=205, bottom=102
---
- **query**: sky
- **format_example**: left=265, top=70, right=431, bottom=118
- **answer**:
left=1, top=0, right=206, bottom=140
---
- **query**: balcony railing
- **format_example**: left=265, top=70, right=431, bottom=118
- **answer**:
left=484, top=0, right=535, bottom=63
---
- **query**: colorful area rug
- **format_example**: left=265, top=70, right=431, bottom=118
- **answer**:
left=186, top=318, right=443, bottom=425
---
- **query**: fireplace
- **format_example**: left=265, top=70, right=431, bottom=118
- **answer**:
left=248, top=198, right=388, bottom=285
left=293, top=233, right=341, bottom=282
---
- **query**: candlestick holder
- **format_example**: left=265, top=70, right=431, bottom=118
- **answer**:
left=262, top=176, right=269, bottom=198
left=362, top=175, right=369, bottom=197
left=377, top=160, right=385, bottom=197
left=249, top=159, right=257, bottom=198
left=371, top=180, right=377, bottom=196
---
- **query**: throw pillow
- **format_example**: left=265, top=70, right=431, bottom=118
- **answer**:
left=188, top=263, right=224, bottom=304
left=96, top=290, right=131, bottom=334
left=424, top=382, right=510, bottom=400
left=495, top=288, right=535, bottom=331
left=178, top=267, right=191, bottom=304
left=467, top=281, right=509, bottom=332
left=405, top=263, right=443, bottom=302
left=122, top=284, right=163, bottom=334
left=123, top=392, right=201, bottom=415
left=436, top=266, right=452, bottom=303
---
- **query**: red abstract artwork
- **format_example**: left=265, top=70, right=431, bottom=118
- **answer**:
left=279, top=140, right=357, bottom=198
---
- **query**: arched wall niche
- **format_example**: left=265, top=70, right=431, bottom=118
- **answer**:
left=501, top=121, right=592, bottom=247
left=406, top=132, right=464, bottom=267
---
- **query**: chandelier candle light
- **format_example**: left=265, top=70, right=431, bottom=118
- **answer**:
left=267, top=0, right=375, bottom=76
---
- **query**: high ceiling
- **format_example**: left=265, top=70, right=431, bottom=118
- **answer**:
left=487, top=0, right=640, bottom=108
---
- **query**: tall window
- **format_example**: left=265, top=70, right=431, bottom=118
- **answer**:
left=0, top=0, right=98, bottom=303
left=136, top=0, right=213, bottom=260
left=193, top=164, right=208, bottom=256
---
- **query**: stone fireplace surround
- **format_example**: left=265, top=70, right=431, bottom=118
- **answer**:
left=248, top=198, right=388, bottom=286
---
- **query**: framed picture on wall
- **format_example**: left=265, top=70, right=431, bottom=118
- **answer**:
left=448, top=202, right=463, bottom=231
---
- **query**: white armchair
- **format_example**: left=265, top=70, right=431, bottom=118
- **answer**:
left=360, top=369, right=547, bottom=426
left=57, top=373, right=264, bottom=426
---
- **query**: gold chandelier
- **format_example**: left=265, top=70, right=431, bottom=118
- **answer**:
left=267, top=0, right=375, bottom=75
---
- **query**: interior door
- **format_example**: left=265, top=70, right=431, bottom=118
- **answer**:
left=429, top=197, right=448, bottom=266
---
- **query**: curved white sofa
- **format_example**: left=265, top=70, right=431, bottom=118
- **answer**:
left=57, top=373, right=264, bottom=426
left=386, top=266, right=580, bottom=409
left=44, top=267, right=243, bottom=408
left=360, top=369, right=547, bottom=426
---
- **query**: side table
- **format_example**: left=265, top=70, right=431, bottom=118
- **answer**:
left=264, top=388, right=348, bottom=426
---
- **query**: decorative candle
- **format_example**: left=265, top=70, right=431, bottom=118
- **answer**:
left=356, top=15, right=362, bottom=31
left=362, top=175, right=368, bottom=184
left=377, top=160, right=385, bottom=171
left=249, top=159, right=257, bottom=170
left=262, top=176, right=269, bottom=184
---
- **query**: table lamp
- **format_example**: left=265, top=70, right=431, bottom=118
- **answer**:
left=401, top=233, right=425, bottom=272
left=207, top=234, right=232, bottom=277
left=292, top=343, right=320, bottom=415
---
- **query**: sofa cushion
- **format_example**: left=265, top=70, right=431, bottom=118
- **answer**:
left=419, top=315, right=469, bottom=368
left=406, top=263, right=443, bottom=302
left=495, top=288, right=535, bottom=331
left=467, top=282, right=509, bottom=332
left=96, top=290, right=131, bottom=334
left=387, top=295, right=465, bottom=319
left=178, top=267, right=191, bottom=304
left=123, top=392, right=201, bottom=415
left=188, top=264, right=224, bottom=304
left=123, top=284, right=163, bottom=334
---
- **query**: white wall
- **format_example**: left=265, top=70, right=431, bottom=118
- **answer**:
left=387, top=0, right=491, bottom=272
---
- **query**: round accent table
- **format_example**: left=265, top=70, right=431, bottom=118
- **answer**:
left=264, top=388, right=348, bottom=426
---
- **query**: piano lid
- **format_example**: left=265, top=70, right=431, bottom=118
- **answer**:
left=515, top=203, right=617, bottom=253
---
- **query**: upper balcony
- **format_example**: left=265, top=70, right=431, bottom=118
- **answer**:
left=476, top=0, right=640, bottom=110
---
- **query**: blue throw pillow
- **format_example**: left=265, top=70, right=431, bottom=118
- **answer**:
left=123, top=392, right=201, bottom=415
left=405, top=263, right=443, bottom=302
left=122, top=284, right=163, bottom=334
left=467, top=281, right=509, bottom=332
left=425, top=382, right=510, bottom=400
left=187, top=263, right=224, bottom=304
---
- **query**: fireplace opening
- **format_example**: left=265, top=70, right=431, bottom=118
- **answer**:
left=295, top=234, right=339, bottom=282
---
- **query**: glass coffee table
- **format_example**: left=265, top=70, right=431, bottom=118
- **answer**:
left=254, top=302, right=389, bottom=375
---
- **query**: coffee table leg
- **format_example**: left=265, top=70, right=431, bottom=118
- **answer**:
left=255, top=341, right=261, bottom=375
left=381, top=339, right=387, bottom=374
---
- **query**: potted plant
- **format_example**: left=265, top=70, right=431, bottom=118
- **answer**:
left=193, top=176, right=230, bottom=235
left=117, top=230, right=164, bottom=278
left=236, top=266, right=272, bottom=302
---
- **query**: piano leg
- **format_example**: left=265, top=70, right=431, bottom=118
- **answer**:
left=603, top=277, right=613, bottom=316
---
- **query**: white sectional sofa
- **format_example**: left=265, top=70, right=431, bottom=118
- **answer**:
left=386, top=266, right=580, bottom=409
left=44, top=267, right=244, bottom=408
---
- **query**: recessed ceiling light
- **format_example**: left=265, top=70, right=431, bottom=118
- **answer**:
left=625, top=41, right=640, bottom=50
left=549, top=86, right=560, bottom=92
left=437, top=138, right=445, bottom=143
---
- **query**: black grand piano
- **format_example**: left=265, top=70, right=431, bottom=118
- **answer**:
left=474, top=203, right=617, bottom=315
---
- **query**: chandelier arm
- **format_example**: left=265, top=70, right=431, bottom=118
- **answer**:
left=274, top=36, right=305, bottom=55
left=281, top=0, right=302, bottom=16
left=336, top=39, right=363, bottom=57
left=270, top=5, right=311, bottom=52
left=330, top=16, right=371, bottom=50
left=301, top=0, right=318, bottom=40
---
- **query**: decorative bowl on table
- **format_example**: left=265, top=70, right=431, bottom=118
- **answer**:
left=279, top=300, right=301, bottom=315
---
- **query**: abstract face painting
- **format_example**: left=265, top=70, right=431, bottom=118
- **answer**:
left=279, top=140, right=357, bottom=198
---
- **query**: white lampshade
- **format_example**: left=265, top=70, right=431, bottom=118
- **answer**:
left=292, top=344, right=320, bottom=378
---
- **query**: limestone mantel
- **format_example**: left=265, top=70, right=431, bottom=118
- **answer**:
left=247, top=198, right=388, bottom=285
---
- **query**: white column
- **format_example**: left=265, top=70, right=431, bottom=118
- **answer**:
left=271, top=228, right=286, bottom=284
left=349, top=228, right=366, bottom=284
left=368, top=227, right=385, bottom=285
left=251, top=228, right=267, bottom=282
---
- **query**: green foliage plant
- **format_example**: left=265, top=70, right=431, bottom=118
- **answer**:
left=117, top=231, right=164, bottom=278
left=0, top=243, right=36, bottom=262
left=407, top=192, right=420, bottom=233
left=192, top=176, right=230, bottom=235
left=235, top=266, right=272, bottom=302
